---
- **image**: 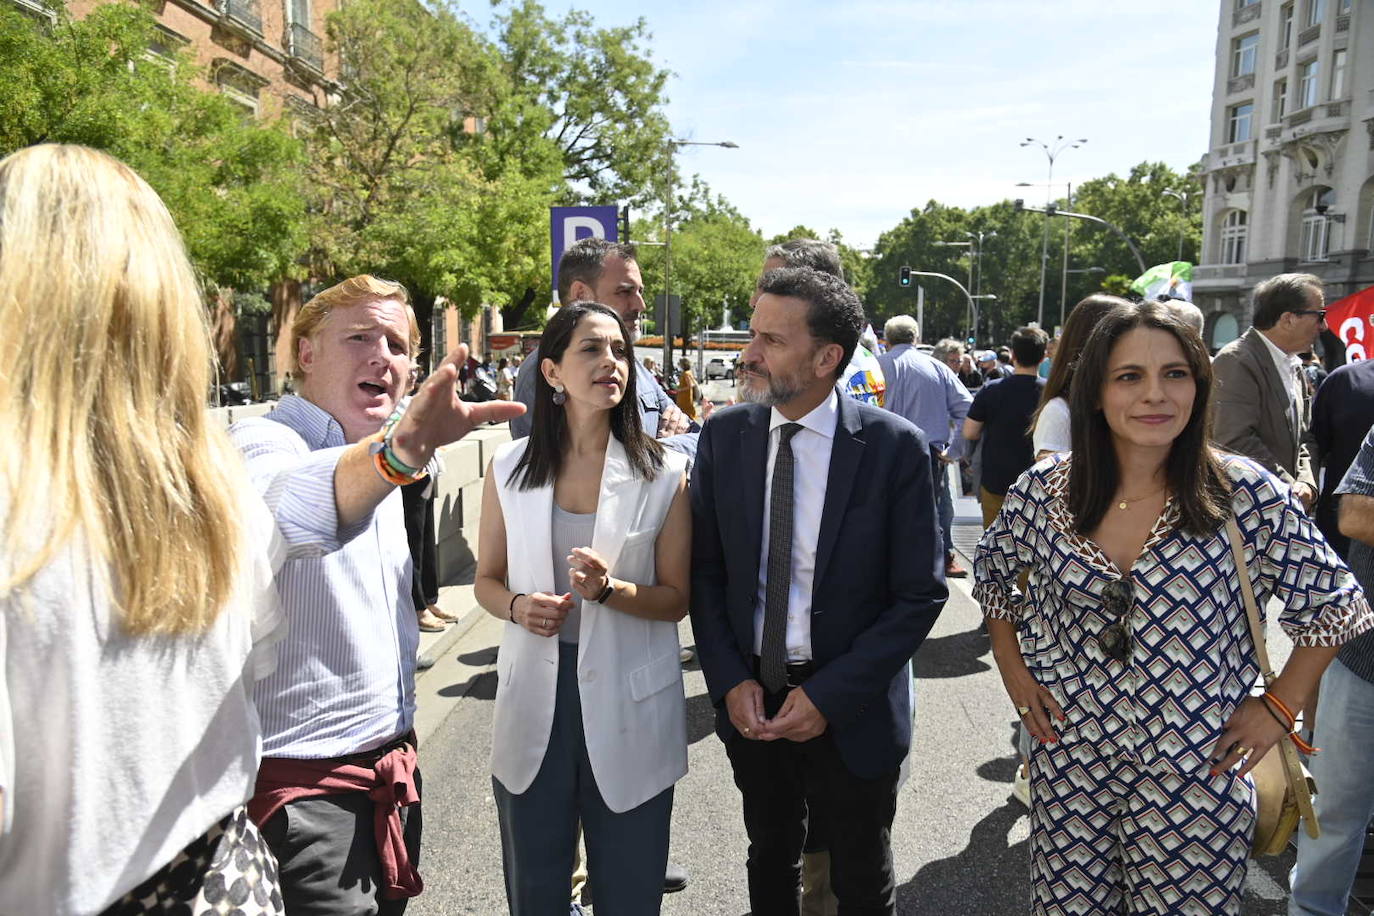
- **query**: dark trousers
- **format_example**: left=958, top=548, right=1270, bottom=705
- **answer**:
left=401, top=478, right=438, bottom=611
left=930, top=444, right=954, bottom=556
left=493, top=642, right=673, bottom=915
left=259, top=772, right=423, bottom=916
left=725, top=688, right=899, bottom=916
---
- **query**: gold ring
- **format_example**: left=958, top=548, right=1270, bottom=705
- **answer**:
left=743, top=727, right=751, bottom=735
left=1017, top=706, right=1031, bottom=716
left=1235, top=745, right=1252, bottom=756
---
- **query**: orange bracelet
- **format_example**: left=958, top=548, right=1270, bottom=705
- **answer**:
left=364, top=431, right=426, bottom=486
left=1262, top=691, right=1319, bottom=754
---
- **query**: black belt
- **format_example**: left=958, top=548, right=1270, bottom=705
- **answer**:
left=337, top=730, right=416, bottom=767
left=752, top=656, right=815, bottom=689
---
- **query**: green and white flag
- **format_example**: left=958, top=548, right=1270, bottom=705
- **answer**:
left=1130, top=261, right=1193, bottom=302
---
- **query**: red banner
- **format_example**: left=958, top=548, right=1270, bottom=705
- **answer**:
left=1327, top=284, right=1374, bottom=361
left=487, top=334, right=520, bottom=351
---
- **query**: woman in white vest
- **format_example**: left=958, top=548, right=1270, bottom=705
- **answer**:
left=474, top=301, right=691, bottom=915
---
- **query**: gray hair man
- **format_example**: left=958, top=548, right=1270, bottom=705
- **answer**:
left=877, top=314, right=973, bottom=577
left=1212, top=273, right=1324, bottom=508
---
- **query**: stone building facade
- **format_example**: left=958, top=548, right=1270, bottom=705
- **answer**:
left=1194, top=0, right=1374, bottom=354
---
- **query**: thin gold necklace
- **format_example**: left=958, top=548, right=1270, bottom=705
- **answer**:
left=1116, top=486, right=1166, bottom=510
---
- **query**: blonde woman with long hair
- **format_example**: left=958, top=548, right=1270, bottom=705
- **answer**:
left=0, top=145, right=286, bottom=915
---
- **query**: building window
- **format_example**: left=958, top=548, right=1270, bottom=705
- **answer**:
left=212, top=60, right=266, bottom=117
left=1232, top=33, right=1259, bottom=77
left=1237, top=0, right=1259, bottom=6
left=1300, top=188, right=1334, bottom=262
left=1338, top=0, right=1350, bottom=11
left=1228, top=102, right=1254, bottom=142
left=1298, top=59, right=1320, bottom=108
left=1330, top=49, right=1347, bottom=99
left=1305, top=0, right=1325, bottom=27
left=1272, top=78, right=1288, bottom=120
left=1280, top=2, right=1294, bottom=47
left=1221, top=211, right=1248, bottom=264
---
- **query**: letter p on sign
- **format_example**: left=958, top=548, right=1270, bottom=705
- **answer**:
left=551, top=206, right=619, bottom=303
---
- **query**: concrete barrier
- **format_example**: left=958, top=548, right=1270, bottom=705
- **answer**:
left=433, top=424, right=512, bottom=586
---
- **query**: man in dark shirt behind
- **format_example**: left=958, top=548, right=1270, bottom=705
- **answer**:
left=963, top=326, right=1047, bottom=527
left=1307, top=356, right=1374, bottom=558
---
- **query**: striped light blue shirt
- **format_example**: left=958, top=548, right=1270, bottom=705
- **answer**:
left=876, top=343, right=973, bottom=459
left=230, top=395, right=417, bottom=759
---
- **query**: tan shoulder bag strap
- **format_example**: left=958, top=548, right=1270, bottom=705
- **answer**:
left=1225, top=516, right=1321, bottom=838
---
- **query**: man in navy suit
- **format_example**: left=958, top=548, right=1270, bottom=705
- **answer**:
left=690, top=267, right=948, bottom=915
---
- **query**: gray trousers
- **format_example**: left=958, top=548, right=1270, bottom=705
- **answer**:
left=259, top=775, right=423, bottom=916
left=494, top=641, right=673, bottom=915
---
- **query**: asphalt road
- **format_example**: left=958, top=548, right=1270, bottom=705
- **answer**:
left=410, top=495, right=1307, bottom=915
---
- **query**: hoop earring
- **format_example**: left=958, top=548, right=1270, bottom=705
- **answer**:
left=552, top=384, right=566, bottom=406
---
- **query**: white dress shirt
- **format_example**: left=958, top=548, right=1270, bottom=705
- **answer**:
left=1258, top=329, right=1302, bottom=432
left=753, top=390, right=838, bottom=662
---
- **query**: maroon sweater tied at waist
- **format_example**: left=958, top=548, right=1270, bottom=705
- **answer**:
left=248, top=736, right=422, bottom=900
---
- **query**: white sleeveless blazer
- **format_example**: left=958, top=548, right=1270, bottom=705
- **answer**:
left=490, top=436, right=689, bottom=813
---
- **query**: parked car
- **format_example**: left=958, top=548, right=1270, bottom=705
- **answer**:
left=705, top=356, right=736, bottom=380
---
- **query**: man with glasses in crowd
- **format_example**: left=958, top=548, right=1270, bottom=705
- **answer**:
left=1212, top=273, right=1325, bottom=511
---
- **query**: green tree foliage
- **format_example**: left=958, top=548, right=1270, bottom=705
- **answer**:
left=0, top=1, right=307, bottom=291
left=484, top=0, right=677, bottom=208
left=1066, top=161, right=1202, bottom=287
left=306, top=0, right=529, bottom=317
left=633, top=179, right=761, bottom=338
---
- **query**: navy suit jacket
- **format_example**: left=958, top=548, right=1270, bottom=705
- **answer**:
left=688, top=394, right=948, bottom=779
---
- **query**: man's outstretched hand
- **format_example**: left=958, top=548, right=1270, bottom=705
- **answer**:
left=390, top=344, right=526, bottom=467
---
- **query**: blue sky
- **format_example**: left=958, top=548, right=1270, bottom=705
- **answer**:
left=539, top=0, right=1219, bottom=249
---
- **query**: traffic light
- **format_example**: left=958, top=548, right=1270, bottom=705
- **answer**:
left=899, top=266, right=911, bottom=287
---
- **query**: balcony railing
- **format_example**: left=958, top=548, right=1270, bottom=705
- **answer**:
left=216, top=0, right=261, bottom=36
left=1298, top=23, right=1320, bottom=45
left=1233, top=2, right=1262, bottom=26
left=1265, top=125, right=1283, bottom=140
left=1336, top=13, right=1349, bottom=32
left=287, top=21, right=323, bottom=73
left=1193, top=264, right=1247, bottom=283
left=1228, top=73, right=1256, bottom=94
left=1275, top=48, right=1289, bottom=69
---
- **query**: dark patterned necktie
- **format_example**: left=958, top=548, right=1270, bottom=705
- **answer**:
left=760, top=423, right=803, bottom=694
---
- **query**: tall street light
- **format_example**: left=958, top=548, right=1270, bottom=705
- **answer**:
left=933, top=240, right=974, bottom=339
left=663, top=138, right=738, bottom=373
left=1020, top=135, right=1087, bottom=328
left=966, top=229, right=996, bottom=339
left=1162, top=188, right=1194, bottom=262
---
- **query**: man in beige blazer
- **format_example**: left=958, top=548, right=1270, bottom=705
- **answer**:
left=1212, top=272, right=1325, bottom=509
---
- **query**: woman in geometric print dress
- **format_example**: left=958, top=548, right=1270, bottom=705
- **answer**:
left=974, top=300, right=1372, bottom=915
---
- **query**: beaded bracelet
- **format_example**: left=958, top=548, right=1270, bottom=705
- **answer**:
left=364, top=431, right=427, bottom=487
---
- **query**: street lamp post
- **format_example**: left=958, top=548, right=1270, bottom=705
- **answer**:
left=907, top=270, right=980, bottom=340
left=1162, top=188, right=1193, bottom=262
left=662, top=138, right=738, bottom=374
left=1020, top=135, right=1087, bottom=328
left=932, top=240, right=973, bottom=337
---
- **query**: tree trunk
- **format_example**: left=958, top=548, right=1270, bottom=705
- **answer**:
left=501, top=287, right=538, bottom=330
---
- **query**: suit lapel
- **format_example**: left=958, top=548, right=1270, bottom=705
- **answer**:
left=740, top=407, right=769, bottom=588
left=813, top=395, right=863, bottom=592
left=582, top=436, right=638, bottom=652
left=510, top=462, right=557, bottom=601
left=1242, top=329, right=1299, bottom=444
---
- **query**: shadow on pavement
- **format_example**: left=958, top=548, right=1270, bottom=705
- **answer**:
left=896, top=801, right=1030, bottom=914
left=912, top=627, right=992, bottom=679
left=437, top=669, right=497, bottom=700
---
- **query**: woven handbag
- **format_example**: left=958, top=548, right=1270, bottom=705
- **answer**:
left=1224, top=517, right=1321, bottom=857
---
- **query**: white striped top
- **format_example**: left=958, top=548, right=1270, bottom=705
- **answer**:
left=230, top=395, right=417, bottom=759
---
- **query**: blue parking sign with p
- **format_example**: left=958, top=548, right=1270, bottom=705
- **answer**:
left=551, top=206, right=619, bottom=302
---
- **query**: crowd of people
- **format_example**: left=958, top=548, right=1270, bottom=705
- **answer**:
left=3, top=143, right=1373, bottom=916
